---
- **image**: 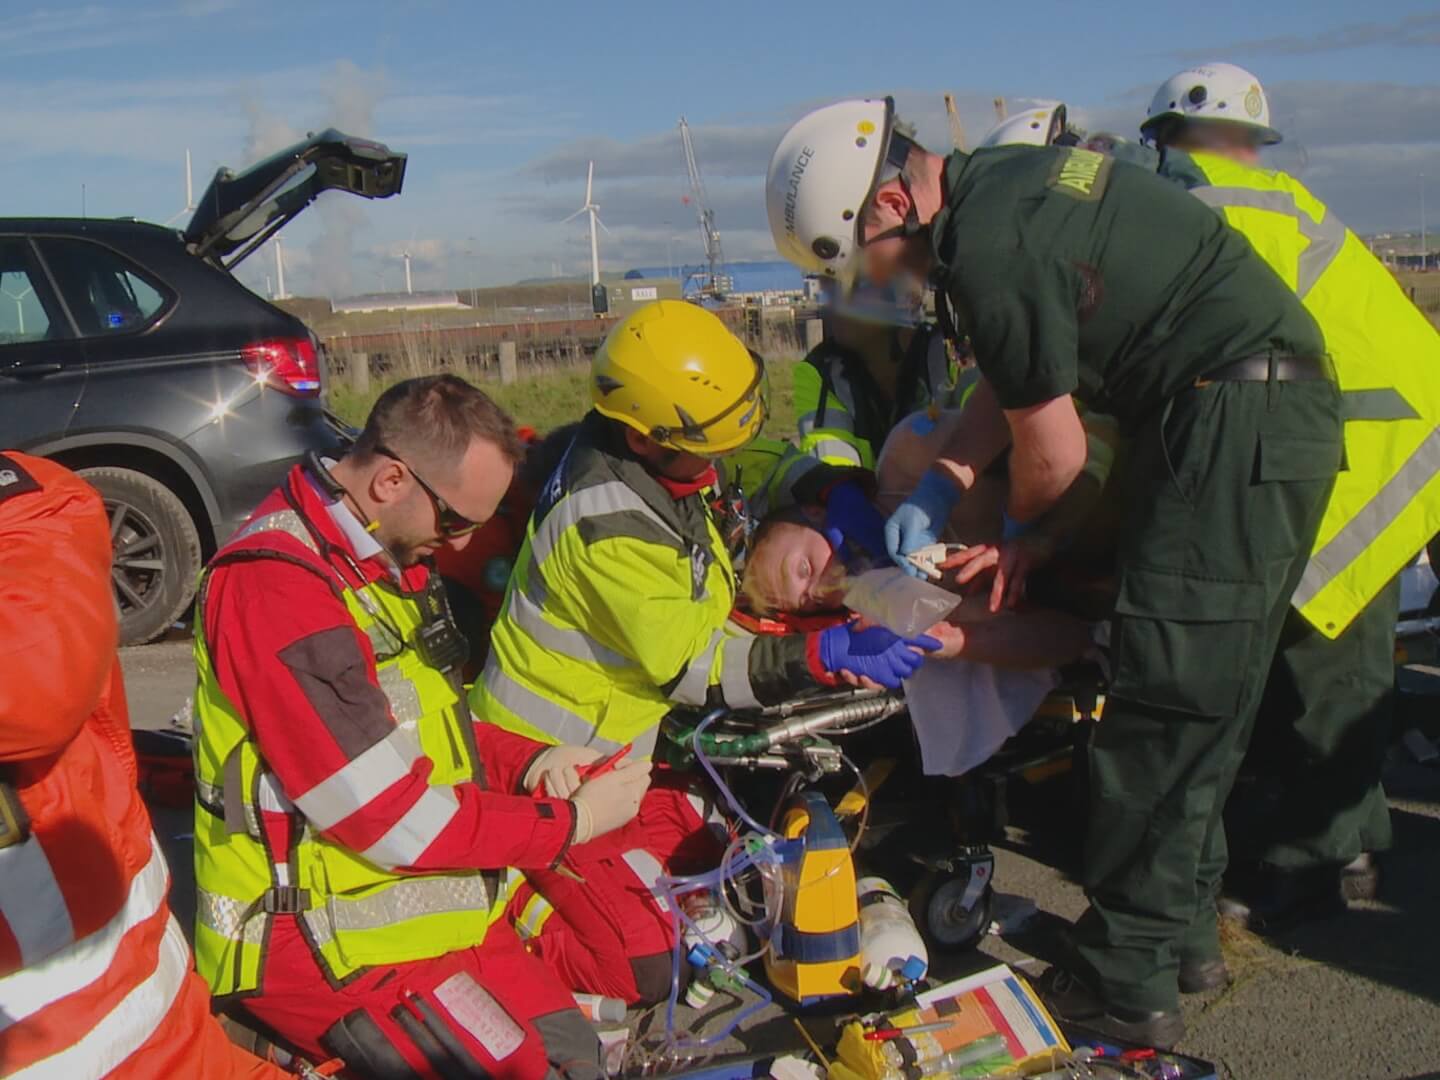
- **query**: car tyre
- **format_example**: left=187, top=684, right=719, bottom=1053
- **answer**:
left=79, top=466, right=202, bottom=646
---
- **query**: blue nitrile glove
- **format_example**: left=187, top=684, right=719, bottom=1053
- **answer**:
left=884, top=470, right=960, bottom=577
left=822, top=481, right=889, bottom=562
left=817, top=623, right=942, bottom=689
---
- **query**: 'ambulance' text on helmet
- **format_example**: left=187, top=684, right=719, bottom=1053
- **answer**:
left=766, top=98, right=899, bottom=290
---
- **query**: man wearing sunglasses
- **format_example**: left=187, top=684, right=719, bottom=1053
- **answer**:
left=473, top=300, right=939, bottom=1008
left=766, top=99, right=1341, bottom=1048
left=190, top=375, right=629, bottom=1078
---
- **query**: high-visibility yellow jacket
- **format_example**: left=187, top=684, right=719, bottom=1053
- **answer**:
left=471, top=413, right=816, bottom=755
left=192, top=506, right=509, bottom=996
left=795, top=323, right=961, bottom=470
left=1164, top=149, right=1440, bottom=637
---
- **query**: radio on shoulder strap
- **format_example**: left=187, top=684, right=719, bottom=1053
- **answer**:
left=0, top=782, right=31, bottom=850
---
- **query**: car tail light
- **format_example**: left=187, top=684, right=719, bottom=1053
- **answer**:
left=242, top=338, right=321, bottom=396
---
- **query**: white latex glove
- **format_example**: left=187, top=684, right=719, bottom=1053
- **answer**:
left=524, top=744, right=603, bottom=798
left=571, top=759, right=653, bottom=843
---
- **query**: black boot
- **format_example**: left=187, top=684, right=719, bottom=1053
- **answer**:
left=1032, top=968, right=1186, bottom=1050
left=1218, top=863, right=1346, bottom=933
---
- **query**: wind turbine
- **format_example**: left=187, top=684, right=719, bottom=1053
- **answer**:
left=401, top=250, right=414, bottom=295
left=164, top=149, right=196, bottom=226
left=562, top=161, right=608, bottom=288
left=274, top=236, right=287, bottom=301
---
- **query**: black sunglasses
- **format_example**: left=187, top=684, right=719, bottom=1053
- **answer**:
left=375, top=444, right=480, bottom=538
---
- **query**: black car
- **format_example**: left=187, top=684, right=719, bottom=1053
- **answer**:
left=1, top=130, right=406, bottom=643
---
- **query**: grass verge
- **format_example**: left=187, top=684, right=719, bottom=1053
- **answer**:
left=328, top=355, right=802, bottom=440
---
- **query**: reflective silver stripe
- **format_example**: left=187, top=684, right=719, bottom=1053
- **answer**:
left=196, top=777, right=223, bottom=810
left=719, top=631, right=761, bottom=709
left=304, top=873, right=493, bottom=950
left=377, top=664, right=424, bottom=725
left=195, top=890, right=266, bottom=946
left=257, top=771, right=293, bottom=814
left=482, top=654, right=623, bottom=751
left=532, top=481, right=679, bottom=568
left=0, top=833, right=74, bottom=966
left=8, top=915, right=190, bottom=1080
left=1341, top=388, right=1420, bottom=422
left=630, top=727, right=659, bottom=759
left=1293, top=425, right=1440, bottom=610
left=0, top=836, right=169, bottom=1032
left=361, top=786, right=461, bottom=868
left=797, top=408, right=858, bottom=437
left=620, top=850, right=670, bottom=913
left=669, top=626, right=723, bottom=706
left=514, top=890, right=555, bottom=940
left=294, top=726, right=421, bottom=831
left=1190, top=186, right=1346, bottom=298
left=234, top=509, right=319, bottom=552
left=807, top=437, right=865, bottom=466
left=511, top=581, right=634, bottom=668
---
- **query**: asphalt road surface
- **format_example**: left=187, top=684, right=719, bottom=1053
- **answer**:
left=121, top=643, right=1440, bottom=1079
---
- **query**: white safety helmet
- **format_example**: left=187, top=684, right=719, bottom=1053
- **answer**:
left=1141, top=63, right=1281, bottom=146
left=978, top=104, right=1071, bottom=148
left=766, top=97, right=917, bottom=290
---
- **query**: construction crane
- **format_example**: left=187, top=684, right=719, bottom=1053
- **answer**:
left=678, top=117, right=728, bottom=299
left=943, top=93, right=967, bottom=152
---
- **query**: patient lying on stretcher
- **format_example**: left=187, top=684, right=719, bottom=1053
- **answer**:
left=738, top=405, right=1121, bottom=775
left=741, top=404, right=1121, bottom=669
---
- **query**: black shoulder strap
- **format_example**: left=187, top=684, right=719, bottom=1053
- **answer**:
left=0, top=454, right=42, bottom=504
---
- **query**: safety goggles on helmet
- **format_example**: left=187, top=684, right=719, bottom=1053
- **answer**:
left=649, top=350, right=769, bottom=456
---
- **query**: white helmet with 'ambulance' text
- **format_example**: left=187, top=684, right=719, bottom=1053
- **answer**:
left=1141, top=63, right=1281, bottom=145
left=979, top=104, right=1071, bottom=148
left=766, top=98, right=912, bottom=290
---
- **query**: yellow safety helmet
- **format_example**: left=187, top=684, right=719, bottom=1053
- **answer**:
left=591, top=300, right=768, bottom=456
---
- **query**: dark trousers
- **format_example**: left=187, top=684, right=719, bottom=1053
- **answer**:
left=1072, top=377, right=1342, bottom=1013
left=1234, top=578, right=1399, bottom=869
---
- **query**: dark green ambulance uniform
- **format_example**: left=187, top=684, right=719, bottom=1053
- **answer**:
left=929, top=145, right=1343, bottom=1013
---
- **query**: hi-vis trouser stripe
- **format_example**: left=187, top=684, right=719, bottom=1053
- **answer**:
left=1191, top=186, right=1345, bottom=298
left=0, top=836, right=170, bottom=1033
left=1292, top=426, right=1440, bottom=610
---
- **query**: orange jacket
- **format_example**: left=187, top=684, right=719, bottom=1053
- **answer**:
left=0, top=453, right=284, bottom=1079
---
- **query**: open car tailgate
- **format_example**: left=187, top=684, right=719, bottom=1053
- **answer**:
left=184, top=128, right=407, bottom=269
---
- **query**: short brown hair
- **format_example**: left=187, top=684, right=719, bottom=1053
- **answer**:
left=352, top=375, right=525, bottom=476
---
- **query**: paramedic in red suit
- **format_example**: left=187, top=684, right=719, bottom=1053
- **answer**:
left=191, top=377, right=649, bottom=1080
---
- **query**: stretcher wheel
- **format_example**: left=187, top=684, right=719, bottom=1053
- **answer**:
left=909, top=868, right=993, bottom=952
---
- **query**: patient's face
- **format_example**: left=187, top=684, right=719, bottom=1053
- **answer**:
left=743, top=519, right=845, bottom=614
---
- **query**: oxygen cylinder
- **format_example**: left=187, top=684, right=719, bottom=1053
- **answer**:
left=682, top=890, right=747, bottom=1008
left=857, top=876, right=928, bottom=990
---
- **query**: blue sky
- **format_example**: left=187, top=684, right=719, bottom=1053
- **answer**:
left=3, top=0, right=1438, bottom=296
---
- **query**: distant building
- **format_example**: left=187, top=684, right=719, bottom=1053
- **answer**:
left=598, top=277, right=683, bottom=316
left=331, top=291, right=467, bottom=314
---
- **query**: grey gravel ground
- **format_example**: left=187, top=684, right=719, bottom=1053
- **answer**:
left=121, top=644, right=1440, bottom=1080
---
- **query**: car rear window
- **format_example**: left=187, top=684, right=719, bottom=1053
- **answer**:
left=0, top=238, right=66, bottom=344
left=38, top=237, right=173, bottom=337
